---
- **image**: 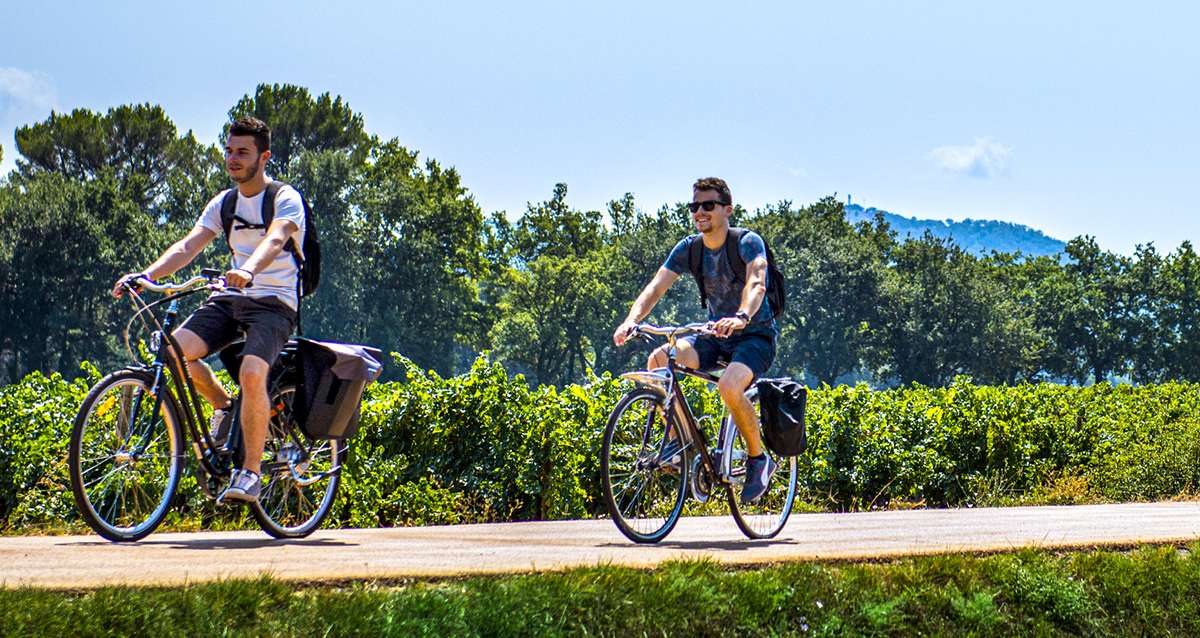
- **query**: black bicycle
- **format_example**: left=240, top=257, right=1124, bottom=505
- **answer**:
left=68, top=270, right=343, bottom=541
left=602, top=322, right=798, bottom=543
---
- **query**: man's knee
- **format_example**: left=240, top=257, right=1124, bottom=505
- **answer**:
left=646, top=348, right=668, bottom=369
left=170, top=328, right=209, bottom=362
left=718, top=364, right=754, bottom=399
left=238, top=355, right=270, bottom=389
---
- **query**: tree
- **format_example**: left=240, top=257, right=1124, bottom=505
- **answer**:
left=1141, top=242, right=1200, bottom=382
left=867, top=234, right=1041, bottom=386
left=751, top=197, right=889, bottom=385
left=491, top=254, right=614, bottom=386
left=227, top=84, right=369, bottom=177
left=1035, top=237, right=1131, bottom=383
left=348, top=140, right=488, bottom=376
left=14, top=104, right=206, bottom=210
left=507, top=183, right=604, bottom=263
left=0, top=172, right=168, bottom=377
left=489, top=185, right=617, bottom=385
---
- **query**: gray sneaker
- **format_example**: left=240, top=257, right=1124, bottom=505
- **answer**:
left=209, top=407, right=233, bottom=448
left=218, top=469, right=261, bottom=504
left=740, top=453, right=778, bottom=504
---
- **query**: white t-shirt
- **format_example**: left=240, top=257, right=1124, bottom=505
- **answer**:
left=196, top=181, right=306, bottom=310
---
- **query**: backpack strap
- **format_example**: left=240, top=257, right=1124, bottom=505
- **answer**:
left=725, top=227, right=749, bottom=284
left=263, top=180, right=307, bottom=335
left=262, top=181, right=304, bottom=266
left=219, top=188, right=238, bottom=248
left=687, top=234, right=707, bottom=309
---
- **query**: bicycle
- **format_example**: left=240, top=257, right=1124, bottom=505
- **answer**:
left=602, top=322, right=798, bottom=543
left=68, top=270, right=344, bottom=542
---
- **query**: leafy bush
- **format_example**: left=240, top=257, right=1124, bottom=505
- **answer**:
left=4, top=360, right=1200, bottom=533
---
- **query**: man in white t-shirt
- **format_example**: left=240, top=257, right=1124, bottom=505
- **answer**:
left=111, top=117, right=305, bottom=504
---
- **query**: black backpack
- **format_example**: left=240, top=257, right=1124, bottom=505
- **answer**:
left=219, top=181, right=321, bottom=299
left=686, top=227, right=787, bottom=318
left=756, top=377, right=808, bottom=457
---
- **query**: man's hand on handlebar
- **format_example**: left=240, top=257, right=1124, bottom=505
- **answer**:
left=223, top=268, right=254, bottom=289
left=711, top=315, right=749, bottom=338
left=613, top=320, right=639, bottom=346
left=112, top=272, right=149, bottom=299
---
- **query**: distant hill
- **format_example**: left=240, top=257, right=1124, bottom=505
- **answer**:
left=844, top=203, right=1066, bottom=257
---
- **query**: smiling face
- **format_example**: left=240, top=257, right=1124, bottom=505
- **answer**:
left=691, top=188, right=732, bottom=234
left=224, top=134, right=270, bottom=184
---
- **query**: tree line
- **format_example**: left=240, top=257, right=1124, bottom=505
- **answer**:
left=1, top=83, right=1196, bottom=388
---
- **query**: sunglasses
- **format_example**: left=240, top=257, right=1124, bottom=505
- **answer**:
left=688, top=199, right=728, bottom=213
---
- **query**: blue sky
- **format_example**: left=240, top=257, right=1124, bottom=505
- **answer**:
left=2, top=1, right=1196, bottom=254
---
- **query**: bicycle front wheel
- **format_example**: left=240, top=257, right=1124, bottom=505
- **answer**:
left=69, top=369, right=184, bottom=542
left=602, top=388, right=688, bottom=544
left=726, top=393, right=798, bottom=539
left=250, top=383, right=344, bottom=538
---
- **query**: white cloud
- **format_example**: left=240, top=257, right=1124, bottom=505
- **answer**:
left=0, top=68, right=58, bottom=174
left=0, top=67, right=57, bottom=117
left=930, top=137, right=1011, bottom=178
left=773, top=163, right=809, bottom=180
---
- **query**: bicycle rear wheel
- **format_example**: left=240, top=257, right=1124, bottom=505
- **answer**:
left=250, top=383, right=343, bottom=538
left=602, top=388, right=688, bottom=544
left=69, top=369, right=184, bottom=542
left=725, top=392, right=798, bottom=539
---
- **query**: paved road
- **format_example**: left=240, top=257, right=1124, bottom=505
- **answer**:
left=3, top=502, right=1199, bottom=589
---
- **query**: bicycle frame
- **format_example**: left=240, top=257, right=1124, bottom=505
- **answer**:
left=633, top=325, right=738, bottom=487
left=121, top=277, right=336, bottom=488
left=121, top=279, right=234, bottom=479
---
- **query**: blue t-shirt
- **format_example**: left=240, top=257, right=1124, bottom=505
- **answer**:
left=663, top=230, right=777, bottom=337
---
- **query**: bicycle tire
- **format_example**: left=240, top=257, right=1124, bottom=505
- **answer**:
left=725, top=391, right=798, bottom=539
left=602, top=388, right=688, bottom=544
left=69, top=368, right=185, bottom=542
left=250, top=383, right=343, bottom=538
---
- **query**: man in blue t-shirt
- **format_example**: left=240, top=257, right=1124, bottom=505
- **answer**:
left=613, top=177, right=778, bottom=504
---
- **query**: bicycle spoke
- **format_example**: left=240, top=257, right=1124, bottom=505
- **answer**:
left=85, top=464, right=126, bottom=490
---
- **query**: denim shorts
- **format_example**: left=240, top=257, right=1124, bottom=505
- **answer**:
left=685, top=332, right=776, bottom=379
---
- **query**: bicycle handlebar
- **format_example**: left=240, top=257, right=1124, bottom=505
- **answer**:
left=130, top=275, right=217, bottom=295
left=633, top=322, right=717, bottom=338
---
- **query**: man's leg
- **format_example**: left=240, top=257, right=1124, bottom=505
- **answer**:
left=236, top=355, right=271, bottom=475
left=169, top=328, right=232, bottom=410
left=647, top=341, right=700, bottom=435
left=717, top=362, right=763, bottom=457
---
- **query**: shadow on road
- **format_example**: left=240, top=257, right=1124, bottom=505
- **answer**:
left=600, top=538, right=799, bottom=552
left=147, top=537, right=354, bottom=550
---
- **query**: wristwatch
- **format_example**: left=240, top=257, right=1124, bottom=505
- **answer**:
left=733, top=310, right=750, bottom=323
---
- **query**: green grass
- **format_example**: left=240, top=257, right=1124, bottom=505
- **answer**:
left=4, top=546, right=1200, bottom=637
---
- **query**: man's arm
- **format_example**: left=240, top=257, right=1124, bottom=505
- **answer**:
left=613, top=267, right=679, bottom=345
left=112, top=226, right=216, bottom=297
left=712, top=256, right=767, bottom=338
left=224, top=218, right=299, bottom=288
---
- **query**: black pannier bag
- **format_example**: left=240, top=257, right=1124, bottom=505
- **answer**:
left=293, top=338, right=383, bottom=440
left=755, top=377, right=808, bottom=457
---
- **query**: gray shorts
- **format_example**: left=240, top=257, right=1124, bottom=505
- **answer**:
left=178, top=295, right=296, bottom=366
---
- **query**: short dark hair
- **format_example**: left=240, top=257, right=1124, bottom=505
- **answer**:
left=693, top=177, right=731, bottom=204
left=228, top=117, right=271, bottom=154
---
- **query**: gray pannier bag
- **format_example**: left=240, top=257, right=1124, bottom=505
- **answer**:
left=294, top=338, right=383, bottom=440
